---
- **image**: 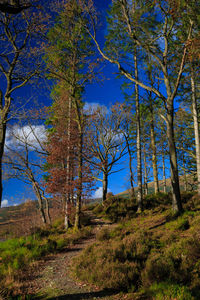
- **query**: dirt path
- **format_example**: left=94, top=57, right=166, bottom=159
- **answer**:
left=21, top=212, right=121, bottom=300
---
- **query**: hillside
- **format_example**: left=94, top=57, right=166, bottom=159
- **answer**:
left=118, top=174, right=197, bottom=197
left=0, top=191, right=200, bottom=299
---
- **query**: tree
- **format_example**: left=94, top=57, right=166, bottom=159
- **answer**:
left=44, top=0, right=95, bottom=229
left=0, top=3, right=48, bottom=207
left=0, top=0, right=31, bottom=14
left=4, top=121, right=51, bottom=224
left=190, top=63, right=200, bottom=194
left=86, top=104, right=127, bottom=202
left=84, top=0, right=199, bottom=213
left=120, top=104, right=135, bottom=201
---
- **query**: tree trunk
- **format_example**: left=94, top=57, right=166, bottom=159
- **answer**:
left=64, top=195, right=70, bottom=230
left=150, top=104, right=159, bottom=193
left=74, top=132, right=83, bottom=230
left=162, top=144, right=167, bottom=193
left=191, top=63, right=200, bottom=195
left=67, top=96, right=72, bottom=205
left=0, top=120, right=6, bottom=208
left=33, top=183, right=46, bottom=224
left=102, top=171, right=108, bottom=203
left=125, top=135, right=135, bottom=200
left=44, top=197, right=51, bottom=224
left=166, top=107, right=182, bottom=212
left=134, top=50, right=143, bottom=212
left=182, top=153, right=187, bottom=192
left=143, top=143, right=148, bottom=195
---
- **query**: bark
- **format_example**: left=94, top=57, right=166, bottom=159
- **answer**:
left=182, top=154, right=187, bottom=192
left=191, top=63, right=200, bottom=194
left=44, top=197, right=51, bottom=224
left=74, top=132, right=83, bottom=230
left=125, top=134, right=135, bottom=200
left=166, top=108, right=182, bottom=212
left=33, top=182, right=46, bottom=224
left=102, top=171, right=108, bottom=203
left=63, top=194, right=70, bottom=230
left=0, top=119, right=7, bottom=207
left=149, top=103, right=159, bottom=193
left=143, top=143, right=148, bottom=195
left=162, top=144, right=167, bottom=193
left=134, top=50, right=143, bottom=212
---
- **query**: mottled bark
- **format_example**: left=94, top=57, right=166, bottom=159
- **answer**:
left=191, top=64, right=200, bottom=195
left=162, top=144, right=167, bottom=193
left=150, top=104, right=159, bottom=193
left=134, top=51, right=143, bottom=212
left=166, top=109, right=182, bottom=212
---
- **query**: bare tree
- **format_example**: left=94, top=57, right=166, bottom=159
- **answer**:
left=4, top=122, right=51, bottom=224
left=86, top=105, right=127, bottom=202
left=0, top=4, right=48, bottom=207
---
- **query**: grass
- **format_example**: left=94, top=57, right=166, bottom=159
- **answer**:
left=0, top=214, right=93, bottom=298
left=72, top=192, right=200, bottom=299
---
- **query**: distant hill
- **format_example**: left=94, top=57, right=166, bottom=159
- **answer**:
left=117, top=174, right=197, bottom=197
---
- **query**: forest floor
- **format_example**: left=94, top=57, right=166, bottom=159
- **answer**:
left=20, top=212, right=125, bottom=300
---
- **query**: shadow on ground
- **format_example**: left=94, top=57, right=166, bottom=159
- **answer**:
left=38, top=289, right=118, bottom=300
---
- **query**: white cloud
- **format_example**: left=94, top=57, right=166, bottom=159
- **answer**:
left=84, top=102, right=108, bottom=115
left=93, top=187, right=111, bottom=198
left=5, top=125, right=47, bottom=150
left=2, top=199, right=9, bottom=207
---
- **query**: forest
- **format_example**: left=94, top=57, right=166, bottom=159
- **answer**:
left=0, top=0, right=200, bottom=299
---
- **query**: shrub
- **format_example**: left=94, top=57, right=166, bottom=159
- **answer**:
left=143, top=192, right=171, bottom=209
left=103, top=196, right=137, bottom=222
left=146, top=282, right=193, bottom=300
left=96, top=228, right=111, bottom=241
left=165, top=215, right=190, bottom=231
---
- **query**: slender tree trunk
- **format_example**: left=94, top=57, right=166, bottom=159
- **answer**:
left=125, top=135, right=135, bottom=200
left=143, top=143, right=148, bottom=195
left=150, top=105, right=159, bottom=193
left=64, top=195, right=70, bottom=230
left=134, top=50, right=143, bottom=212
left=182, top=153, right=187, bottom=192
left=44, top=197, right=51, bottom=224
left=0, top=119, right=6, bottom=208
left=67, top=96, right=72, bottom=205
left=166, top=107, right=182, bottom=212
left=162, top=144, right=167, bottom=193
left=74, top=132, right=83, bottom=230
left=33, top=183, right=46, bottom=224
left=102, top=171, right=108, bottom=203
left=191, top=63, right=200, bottom=195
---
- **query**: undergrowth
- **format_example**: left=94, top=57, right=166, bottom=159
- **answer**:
left=73, top=192, right=200, bottom=299
left=0, top=214, right=92, bottom=298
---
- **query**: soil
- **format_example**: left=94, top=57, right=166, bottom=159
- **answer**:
left=20, top=212, right=124, bottom=300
